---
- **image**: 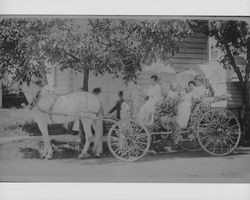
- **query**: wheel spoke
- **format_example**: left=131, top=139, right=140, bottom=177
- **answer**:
left=111, top=127, right=122, bottom=137
left=200, top=133, right=215, bottom=140
left=221, top=117, right=231, bottom=126
left=221, top=139, right=232, bottom=152
left=135, top=140, right=148, bottom=146
left=135, top=133, right=147, bottom=139
left=110, top=141, right=120, bottom=146
left=219, top=142, right=224, bottom=154
left=225, top=133, right=238, bottom=140
left=199, top=122, right=211, bottom=127
left=130, top=146, right=139, bottom=157
left=110, top=140, right=126, bottom=148
left=130, top=122, right=137, bottom=134
left=134, top=127, right=144, bottom=135
left=136, top=142, right=147, bottom=152
left=227, top=124, right=240, bottom=133
left=120, top=145, right=130, bottom=157
left=203, top=113, right=213, bottom=123
left=211, top=141, right=219, bottom=154
left=201, top=136, right=213, bottom=148
left=221, top=139, right=232, bottom=150
left=114, top=144, right=123, bottom=154
left=224, top=135, right=237, bottom=145
left=134, top=142, right=145, bottom=152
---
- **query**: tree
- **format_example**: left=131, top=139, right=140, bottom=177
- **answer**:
left=0, top=18, right=59, bottom=86
left=204, top=20, right=249, bottom=88
left=0, top=18, right=197, bottom=92
left=203, top=20, right=250, bottom=138
left=43, top=18, right=197, bottom=91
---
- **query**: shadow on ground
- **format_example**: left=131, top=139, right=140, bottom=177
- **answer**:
left=19, top=139, right=113, bottom=160
left=17, top=138, right=250, bottom=163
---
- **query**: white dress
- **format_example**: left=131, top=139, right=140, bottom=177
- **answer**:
left=176, top=85, right=209, bottom=129
left=136, top=84, right=162, bottom=125
left=192, top=85, right=209, bottom=99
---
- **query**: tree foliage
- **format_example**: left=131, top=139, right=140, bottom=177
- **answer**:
left=0, top=18, right=197, bottom=90
left=203, top=20, right=250, bottom=88
left=0, top=18, right=57, bottom=84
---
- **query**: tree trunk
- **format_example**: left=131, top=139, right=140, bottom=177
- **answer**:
left=244, top=38, right=250, bottom=140
left=79, top=68, right=90, bottom=147
left=225, top=45, right=245, bottom=89
left=82, top=68, right=89, bottom=92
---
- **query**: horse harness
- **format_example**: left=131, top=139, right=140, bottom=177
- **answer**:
left=30, top=90, right=99, bottom=123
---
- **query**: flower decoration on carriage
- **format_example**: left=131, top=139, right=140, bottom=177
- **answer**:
left=153, top=95, right=182, bottom=131
left=190, top=91, right=211, bottom=113
left=120, top=96, right=134, bottom=121
left=189, top=93, right=215, bottom=130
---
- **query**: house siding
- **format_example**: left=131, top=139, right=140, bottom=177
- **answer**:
left=226, top=82, right=244, bottom=108
left=172, top=32, right=208, bottom=72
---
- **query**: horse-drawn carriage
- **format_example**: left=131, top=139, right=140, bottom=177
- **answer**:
left=106, top=94, right=241, bottom=161
left=15, top=77, right=241, bottom=161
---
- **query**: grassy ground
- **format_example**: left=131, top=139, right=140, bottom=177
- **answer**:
left=0, top=135, right=112, bottom=160
left=0, top=108, right=32, bottom=137
left=0, top=108, right=69, bottom=137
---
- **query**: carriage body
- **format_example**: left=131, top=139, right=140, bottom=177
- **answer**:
left=107, top=94, right=241, bottom=161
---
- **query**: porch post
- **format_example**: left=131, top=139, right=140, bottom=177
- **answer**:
left=0, top=79, right=2, bottom=108
left=207, top=20, right=212, bottom=64
left=245, top=37, right=250, bottom=140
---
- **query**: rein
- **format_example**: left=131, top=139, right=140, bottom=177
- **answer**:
left=29, top=89, right=42, bottom=110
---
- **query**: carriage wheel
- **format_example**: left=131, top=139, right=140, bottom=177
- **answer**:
left=107, top=120, right=151, bottom=161
left=178, top=132, right=201, bottom=152
left=197, top=107, right=241, bottom=156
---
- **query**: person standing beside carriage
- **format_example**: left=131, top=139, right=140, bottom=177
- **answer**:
left=107, top=91, right=124, bottom=120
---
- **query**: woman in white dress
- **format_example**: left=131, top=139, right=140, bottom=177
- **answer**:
left=136, top=75, right=162, bottom=125
left=176, top=75, right=210, bottom=129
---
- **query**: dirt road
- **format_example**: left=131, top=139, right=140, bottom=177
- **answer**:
left=0, top=136, right=250, bottom=182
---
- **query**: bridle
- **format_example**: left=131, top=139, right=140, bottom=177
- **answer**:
left=12, top=79, right=43, bottom=110
left=29, top=88, right=42, bottom=110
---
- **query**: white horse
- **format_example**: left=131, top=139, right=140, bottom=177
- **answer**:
left=16, top=80, right=102, bottom=159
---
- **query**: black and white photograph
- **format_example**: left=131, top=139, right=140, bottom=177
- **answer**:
left=0, top=14, right=250, bottom=184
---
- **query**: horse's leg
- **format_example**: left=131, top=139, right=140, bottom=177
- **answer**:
left=79, top=118, right=93, bottom=158
left=79, top=119, right=86, bottom=152
left=36, top=117, right=53, bottom=159
left=92, top=118, right=103, bottom=157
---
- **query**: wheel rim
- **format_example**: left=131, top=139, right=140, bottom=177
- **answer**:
left=197, top=107, right=241, bottom=156
left=107, top=120, right=150, bottom=161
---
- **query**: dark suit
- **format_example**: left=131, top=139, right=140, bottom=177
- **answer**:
left=108, top=99, right=124, bottom=120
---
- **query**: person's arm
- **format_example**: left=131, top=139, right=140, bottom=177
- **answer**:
left=204, top=79, right=215, bottom=97
left=141, top=87, right=149, bottom=100
left=99, top=102, right=104, bottom=116
left=209, top=85, right=215, bottom=96
left=108, top=101, right=119, bottom=114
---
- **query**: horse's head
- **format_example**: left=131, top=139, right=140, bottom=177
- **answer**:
left=10, top=77, right=42, bottom=105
